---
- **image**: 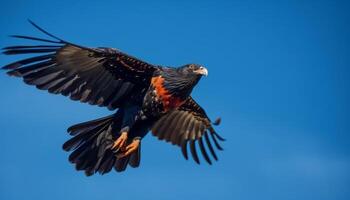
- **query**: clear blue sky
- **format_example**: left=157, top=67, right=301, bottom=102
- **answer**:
left=0, top=0, right=349, bottom=200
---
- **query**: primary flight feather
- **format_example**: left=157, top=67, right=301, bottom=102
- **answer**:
left=2, top=20, right=224, bottom=176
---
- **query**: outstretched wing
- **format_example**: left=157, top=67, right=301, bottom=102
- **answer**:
left=151, top=97, right=224, bottom=164
left=2, top=20, right=157, bottom=110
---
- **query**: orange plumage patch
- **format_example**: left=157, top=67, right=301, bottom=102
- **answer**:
left=151, top=76, right=184, bottom=111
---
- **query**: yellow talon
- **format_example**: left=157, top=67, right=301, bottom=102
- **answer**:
left=112, top=132, right=128, bottom=151
left=117, top=139, right=140, bottom=158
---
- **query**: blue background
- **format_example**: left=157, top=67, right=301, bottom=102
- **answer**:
left=0, top=0, right=349, bottom=200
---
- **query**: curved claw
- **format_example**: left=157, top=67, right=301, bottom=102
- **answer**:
left=112, top=132, right=128, bottom=152
left=117, top=139, right=140, bottom=158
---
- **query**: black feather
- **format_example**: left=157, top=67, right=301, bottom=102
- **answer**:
left=190, top=140, right=200, bottom=164
left=181, top=141, right=188, bottom=160
left=129, top=141, right=141, bottom=168
left=10, top=35, right=62, bottom=43
left=7, top=60, right=55, bottom=77
left=210, top=132, right=224, bottom=151
left=3, top=45, right=61, bottom=50
left=198, top=137, right=212, bottom=165
left=204, top=131, right=218, bottom=160
left=2, top=54, right=54, bottom=70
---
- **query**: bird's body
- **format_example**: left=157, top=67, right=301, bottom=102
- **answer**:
left=2, top=21, right=224, bottom=176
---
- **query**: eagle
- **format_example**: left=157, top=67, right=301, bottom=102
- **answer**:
left=2, top=21, right=224, bottom=176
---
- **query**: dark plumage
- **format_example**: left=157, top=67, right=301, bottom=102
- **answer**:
left=2, top=21, right=224, bottom=176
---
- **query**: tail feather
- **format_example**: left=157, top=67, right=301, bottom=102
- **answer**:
left=63, top=111, right=142, bottom=176
left=129, top=142, right=141, bottom=168
left=67, top=114, right=114, bottom=135
left=95, top=150, right=115, bottom=173
left=63, top=121, right=110, bottom=151
left=115, top=156, right=130, bottom=172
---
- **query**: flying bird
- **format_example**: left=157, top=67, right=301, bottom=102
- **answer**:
left=2, top=21, right=224, bottom=176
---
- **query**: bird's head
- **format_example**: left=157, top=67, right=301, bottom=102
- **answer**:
left=179, top=64, right=208, bottom=77
left=161, top=63, right=208, bottom=99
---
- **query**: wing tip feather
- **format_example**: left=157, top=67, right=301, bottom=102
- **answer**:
left=213, top=117, right=221, bottom=126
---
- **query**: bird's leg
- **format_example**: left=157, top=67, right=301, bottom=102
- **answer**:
left=112, top=131, right=128, bottom=152
left=117, top=138, right=140, bottom=158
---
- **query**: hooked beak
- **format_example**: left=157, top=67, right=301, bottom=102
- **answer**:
left=195, top=67, right=208, bottom=76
